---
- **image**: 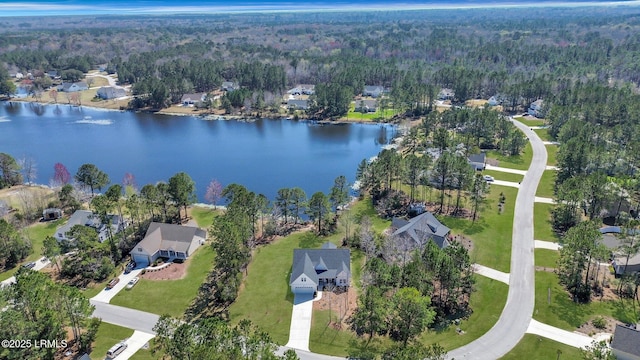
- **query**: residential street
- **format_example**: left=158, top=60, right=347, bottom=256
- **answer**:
left=90, top=301, right=160, bottom=334
left=447, top=119, right=547, bottom=359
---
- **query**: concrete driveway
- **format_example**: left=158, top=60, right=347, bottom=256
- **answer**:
left=1, top=256, right=50, bottom=287
left=285, top=292, right=323, bottom=352
left=90, top=268, right=143, bottom=304
left=526, top=319, right=611, bottom=348
left=112, top=331, right=155, bottom=360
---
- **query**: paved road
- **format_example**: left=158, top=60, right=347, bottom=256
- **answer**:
left=91, top=268, right=143, bottom=303
left=491, top=179, right=520, bottom=188
left=90, top=301, right=160, bottom=334
left=1, top=256, right=50, bottom=287
left=447, top=119, right=547, bottom=359
left=485, top=164, right=527, bottom=175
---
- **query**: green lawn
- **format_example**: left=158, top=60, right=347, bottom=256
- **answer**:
left=421, top=276, right=508, bottom=351
left=90, top=322, right=133, bottom=360
left=129, top=339, right=163, bottom=360
left=343, top=103, right=395, bottom=122
left=534, top=203, right=557, bottom=242
left=482, top=170, right=524, bottom=183
left=0, top=219, right=65, bottom=282
left=500, top=334, right=581, bottom=360
left=535, top=170, right=557, bottom=199
left=547, top=145, right=558, bottom=166
left=534, top=271, right=638, bottom=330
left=535, top=249, right=559, bottom=269
left=486, top=142, right=533, bottom=171
left=514, top=116, right=546, bottom=127
left=190, top=206, right=219, bottom=228
left=110, top=245, right=215, bottom=318
left=444, top=186, right=518, bottom=272
left=349, top=198, right=391, bottom=234
left=533, top=129, right=551, bottom=141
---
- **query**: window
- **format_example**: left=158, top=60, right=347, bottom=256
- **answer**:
left=301, top=277, right=306, bottom=282
left=138, top=247, right=142, bottom=252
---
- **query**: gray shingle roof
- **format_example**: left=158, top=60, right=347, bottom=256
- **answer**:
left=612, top=324, right=640, bottom=356
left=290, top=244, right=350, bottom=285
left=135, top=222, right=206, bottom=255
left=392, top=211, right=451, bottom=248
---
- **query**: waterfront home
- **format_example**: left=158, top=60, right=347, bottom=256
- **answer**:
left=528, top=99, right=544, bottom=117
left=290, top=242, right=351, bottom=294
left=129, top=222, right=206, bottom=266
left=287, top=98, right=309, bottom=110
left=59, top=82, right=89, bottom=92
left=97, top=86, right=126, bottom=100
left=355, top=99, right=377, bottom=113
left=180, top=92, right=207, bottom=106
left=55, top=210, right=125, bottom=243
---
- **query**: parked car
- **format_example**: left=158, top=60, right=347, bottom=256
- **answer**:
left=126, top=277, right=139, bottom=290
left=106, top=278, right=120, bottom=289
left=106, top=341, right=127, bottom=359
left=124, top=261, right=136, bottom=274
left=22, top=262, right=36, bottom=269
left=483, top=175, right=495, bottom=182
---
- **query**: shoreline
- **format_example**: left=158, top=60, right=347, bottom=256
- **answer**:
left=3, top=97, right=398, bottom=125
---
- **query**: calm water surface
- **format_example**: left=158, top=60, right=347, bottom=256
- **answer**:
left=0, top=102, right=394, bottom=200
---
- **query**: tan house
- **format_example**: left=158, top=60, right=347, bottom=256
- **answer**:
left=130, top=222, right=206, bottom=266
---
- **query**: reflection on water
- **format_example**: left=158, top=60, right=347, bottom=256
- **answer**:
left=0, top=102, right=395, bottom=200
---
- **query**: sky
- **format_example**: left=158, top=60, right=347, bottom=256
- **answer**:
left=1, top=0, right=639, bottom=17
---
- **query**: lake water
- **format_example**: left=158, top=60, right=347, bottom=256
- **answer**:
left=0, top=102, right=394, bottom=201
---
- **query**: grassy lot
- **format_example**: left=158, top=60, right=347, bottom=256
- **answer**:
left=0, top=185, right=56, bottom=212
left=422, top=276, right=508, bottom=350
left=534, top=271, right=638, bottom=330
left=513, top=116, right=546, bottom=127
left=0, top=218, right=64, bottom=282
left=129, top=339, right=163, bottom=360
left=535, top=170, right=557, bottom=199
left=533, top=128, right=551, bottom=142
left=344, top=106, right=395, bottom=122
left=486, top=142, right=533, bottom=171
left=482, top=169, right=524, bottom=183
left=534, top=203, right=558, bottom=242
left=535, top=249, right=559, bottom=269
left=349, top=198, right=391, bottom=234
left=547, top=145, right=558, bottom=166
left=190, top=206, right=219, bottom=228
left=110, top=245, right=215, bottom=318
left=500, top=334, right=581, bottom=360
left=444, top=186, right=518, bottom=273
left=89, top=322, right=133, bottom=360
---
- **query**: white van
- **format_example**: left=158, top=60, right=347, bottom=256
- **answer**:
left=106, top=341, right=127, bottom=359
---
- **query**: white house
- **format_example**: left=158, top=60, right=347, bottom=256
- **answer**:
left=60, top=82, right=89, bottom=92
left=180, top=92, right=207, bottom=106
left=129, top=222, right=206, bottom=267
left=528, top=99, right=544, bottom=117
left=363, top=85, right=384, bottom=98
left=289, top=242, right=350, bottom=295
left=54, top=210, right=125, bottom=243
left=96, top=86, right=126, bottom=100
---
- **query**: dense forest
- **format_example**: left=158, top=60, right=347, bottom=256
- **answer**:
left=2, top=6, right=640, bottom=115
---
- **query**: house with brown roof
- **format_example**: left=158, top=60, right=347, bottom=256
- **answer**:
left=129, top=222, right=206, bottom=266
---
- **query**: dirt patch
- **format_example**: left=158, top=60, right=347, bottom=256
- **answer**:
left=313, top=287, right=358, bottom=330
left=535, top=266, right=555, bottom=272
left=576, top=315, right=619, bottom=336
left=141, top=262, right=187, bottom=280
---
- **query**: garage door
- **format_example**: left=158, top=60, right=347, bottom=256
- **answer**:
left=132, top=254, right=149, bottom=268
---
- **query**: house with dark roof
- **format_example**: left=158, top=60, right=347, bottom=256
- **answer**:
left=363, top=85, right=384, bottom=98
left=391, top=211, right=451, bottom=249
left=468, top=152, right=486, bottom=171
left=289, top=242, right=351, bottom=295
left=59, top=82, right=88, bottom=92
left=612, top=324, right=640, bottom=360
left=96, top=86, right=126, bottom=100
left=54, top=210, right=125, bottom=243
left=355, top=99, right=377, bottom=113
left=438, top=88, right=455, bottom=100
left=42, top=208, right=63, bottom=221
left=129, top=222, right=206, bottom=266
left=180, top=92, right=207, bottom=106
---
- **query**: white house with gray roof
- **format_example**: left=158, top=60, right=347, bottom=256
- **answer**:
left=129, top=222, right=206, bottom=266
left=54, top=210, right=125, bottom=243
left=289, top=242, right=350, bottom=294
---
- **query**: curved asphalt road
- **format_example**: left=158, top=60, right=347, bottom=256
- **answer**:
left=91, top=118, right=547, bottom=360
left=447, top=119, right=547, bottom=359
